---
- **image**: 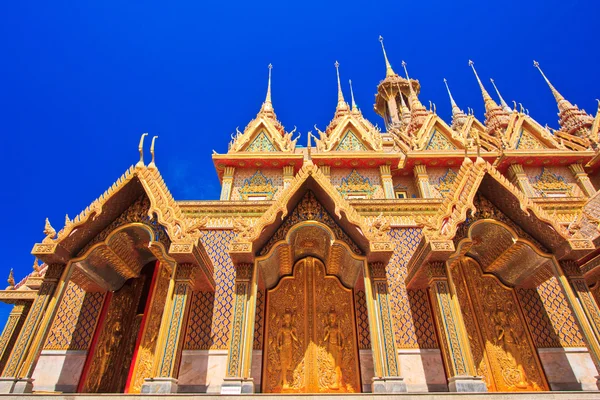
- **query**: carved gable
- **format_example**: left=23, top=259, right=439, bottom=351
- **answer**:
left=336, top=130, right=368, bottom=151
left=425, top=129, right=457, bottom=151
left=245, top=131, right=276, bottom=152
left=516, top=128, right=545, bottom=150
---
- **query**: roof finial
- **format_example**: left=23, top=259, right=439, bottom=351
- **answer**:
left=533, top=60, right=565, bottom=103
left=443, top=78, right=467, bottom=126
left=137, top=133, right=148, bottom=168
left=334, top=61, right=348, bottom=111
left=379, top=36, right=396, bottom=78
left=149, top=136, right=158, bottom=169
left=468, top=60, right=494, bottom=104
left=490, top=79, right=512, bottom=113
left=349, top=79, right=358, bottom=111
left=402, top=60, right=425, bottom=111
left=32, top=258, right=41, bottom=276
left=6, top=269, right=14, bottom=290
left=259, top=64, right=274, bottom=113
left=443, top=78, right=457, bottom=107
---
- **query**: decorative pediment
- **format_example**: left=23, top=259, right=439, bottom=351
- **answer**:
left=315, top=113, right=383, bottom=152
left=228, top=116, right=298, bottom=153
left=515, top=128, right=546, bottom=150
left=238, top=170, right=278, bottom=200
left=430, top=169, right=458, bottom=197
left=425, top=129, right=457, bottom=151
left=336, top=170, right=376, bottom=199
left=507, top=116, right=560, bottom=150
left=246, top=131, right=276, bottom=152
left=531, top=168, right=573, bottom=197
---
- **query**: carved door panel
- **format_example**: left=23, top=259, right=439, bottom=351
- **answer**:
left=262, top=257, right=361, bottom=393
left=455, top=257, right=548, bottom=391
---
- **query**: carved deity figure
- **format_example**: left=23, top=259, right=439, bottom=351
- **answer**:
left=277, top=308, right=298, bottom=389
left=323, top=307, right=344, bottom=389
left=492, top=304, right=529, bottom=389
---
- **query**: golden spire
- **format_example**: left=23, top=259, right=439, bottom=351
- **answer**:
left=260, top=63, right=274, bottom=112
left=468, top=60, right=498, bottom=109
left=378, top=36, right=396, bottom=78
left=533, top=60, right=565, bottom=104
left=399, top=91, right=411, bottom=126
left=349, top=79, right=358, bottom=111
left=401, top=60, right=425, bottom=111
left=443, top=78, right=467, bottom=126
left=334, top=61, right=349, bottom=112
left=490, top=79, right=512, bottom=113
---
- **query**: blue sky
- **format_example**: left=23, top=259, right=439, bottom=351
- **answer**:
left=0, top=0, right=599, bottom=325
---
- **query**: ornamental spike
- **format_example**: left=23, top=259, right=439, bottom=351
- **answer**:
left=349, top=79, right=357, bottom=111
left=378, top=35, right=396, bottom=78
left=136, top=133, right=148, bottom=168
left=490, top=78, right=513, bottom=113
left=149, top=136, right=159, bottom=169
left=334, top=61, right=349, bottom=112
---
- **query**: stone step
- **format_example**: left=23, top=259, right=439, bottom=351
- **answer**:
left=2, top=393, right=599, bottom=400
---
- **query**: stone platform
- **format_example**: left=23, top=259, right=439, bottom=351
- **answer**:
left=0, top=393, right=599, bottom=400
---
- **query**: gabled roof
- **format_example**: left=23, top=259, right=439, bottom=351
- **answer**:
left=314, top=109, right=383, bottom=152
left=228, top=113, right=297, bottom=153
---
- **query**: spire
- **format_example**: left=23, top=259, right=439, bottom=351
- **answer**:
left=349, top=79, right=358, bottom=112
left=334, top=61, right=349, bottom=112
left=260, top=63, right=274, bottom=113
left=378, top=36, right=396, bottom=78
left=490, top=79, right=513, bottom=113
left=401, top=60, right=425, bottom=111
left=399, top=90, right=411, bottom=126
left=533, top=61, right=565, bottom=104
left=443, top=78, right=467, bottom=127
left=468, top=60, right=498, bottom=110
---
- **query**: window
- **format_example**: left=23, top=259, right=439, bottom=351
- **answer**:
left=395, top=191, right=407, bottom=199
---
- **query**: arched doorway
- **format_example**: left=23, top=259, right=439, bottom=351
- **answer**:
left=262, top=257, right=361, bottom=393
left=452, top=256, right=549, bottom=391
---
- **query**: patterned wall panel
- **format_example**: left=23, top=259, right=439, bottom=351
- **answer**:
left=524, top=166, right=583, bottom=198
left=387, top=228, right=438, bottom=349
left=517, top=277, right=585, bottom=348
left=184, top=230, right=236, bottom=350
left=428, top=168, right=458, bottom=199
left=231, top=168, right=284, bottom=201
left=355, top=290, right=371, bottom=350
left=253, top=289, right=265, bottom=350
left=330, top=168, right=385, bottom=199
left=44, top=282, right=105, bottom=350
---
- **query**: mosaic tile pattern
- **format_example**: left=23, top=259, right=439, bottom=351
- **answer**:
left=184, top=291, right=215, bottom=350
left=355, top=290, right=371, bottom=350
left=387, top=228, right=438, bottom=349
left=330, top=168, right=384, bottom=199
left=231, top=168, right=284, bottom=200
left=253, top=289, right=265, bottom=350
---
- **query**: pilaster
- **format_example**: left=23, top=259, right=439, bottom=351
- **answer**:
left=0, top=302, right=30, bottom=373
left=319, top=165, right=331, bottom=182
left=507, top=164, right=536, bottom=197
left=283, top=165, right=294, bottom=188
left=142, top=263, right=195, bottom=394
left=220, top=167, right=235, bottom=200
left=554, top=260, right=600, bottom=388
left=366, top=262, right=407, bottom=393
left=569, top=163, right=596, bottom=197
left=386, top=96, right=401, bottom=126
left=0, top=264, right=70, bottom=394
left=222, top=263, right=257, bottom=394
left=427, top=262, right=487, bottom=392
left=380, top=164, right=395, bottom=199
left=413, top=164, right=432, bottom=198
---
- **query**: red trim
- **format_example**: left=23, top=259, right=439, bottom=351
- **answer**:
left=124, top=260, right=160, bottom=393
left=77, top=291, right=113, bottom=393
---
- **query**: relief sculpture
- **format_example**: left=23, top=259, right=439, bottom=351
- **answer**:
left=263, top=257, right=360, bottom=393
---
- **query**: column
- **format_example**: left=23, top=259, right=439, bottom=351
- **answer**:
left=320, top=165, right=331, bottom=182
left=222, top=263, right=257, bottom=394
left=413, top=164, right=432, bottom=198
left=386, top=96, right=401, bottom=126
left=0, top=263, right=70, bottom=393
left=220, top=167, right=235, bottom=200
left=555, top=260, right=600, bottom=386
left=569, top=163, right=596, bottom=197
left=380, top=164, right=395, bottom=199
left=0, top=302, right=30, bottom=373
left=283, top=165, right=294, bottom=189
left=365, top=262, right=407, bottom=393
left=507, top=164, right=536, bottom=197
left=142, top=264, right=194, bottom=393
left=427, top=262, right=487, bottom=392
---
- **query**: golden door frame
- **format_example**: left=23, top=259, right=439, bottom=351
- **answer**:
left=262, top=256, right=361, bottom=393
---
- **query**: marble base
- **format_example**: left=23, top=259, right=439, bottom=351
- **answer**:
left=220, top=377, right=254, bottom=394
left=398, top=348, right=448, bottom=392
left=141, top=377, right=178, bottom=393
left=31, top=349, right=86, bottom=392
left=0, top=377, right=34, bottom=393
left=371, top=376, right=407, bottom=393
left=448, top=376, right=487, bottom=392
left=538, top=347, right=600, bottom=391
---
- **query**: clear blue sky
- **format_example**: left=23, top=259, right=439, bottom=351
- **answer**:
left=0, top=0, right=599, bottom=325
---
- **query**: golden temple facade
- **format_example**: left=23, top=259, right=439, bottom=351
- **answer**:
left=2, top=39, right=600, bottom=394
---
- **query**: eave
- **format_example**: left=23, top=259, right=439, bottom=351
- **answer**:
left=495, top=150, right=595, bottom=173
left=212, top=153, right=305, bottom=182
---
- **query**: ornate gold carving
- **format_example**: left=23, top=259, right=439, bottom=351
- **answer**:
left=263, top=257, right=360, bottom=393
left=238, top=171, right=278, bottom=200
left=531, top=168, right=573, bottom=197
left=336, top=170, right=375, bottom=199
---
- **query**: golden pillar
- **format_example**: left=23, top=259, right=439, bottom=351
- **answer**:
left=380, top=164, right=395, bottom=199
left=283, top=165, right=294, bottom=188
left=141, top=263, right=195, bottom=393
left=413, top=164, right=432, bottom=198
left=427, top=262, right=487, bottom=392
left=222, top=263, right=257, bottom=394
left=0, top=263, right=71, bottom=393
left=569, top=163, right=596, bottom=197
left=365, top=262, right=407, bottom=392
left=555, top=260, right=600, bottom=385
left=320, top=165, right=331, bottom=181
left=507, top=164, right=536, bottom=197
left=220, top=167, right=235, bottom=200
left=0, top=302, right=30, bottom=373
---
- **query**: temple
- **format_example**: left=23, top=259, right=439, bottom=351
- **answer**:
left=3, top=38, right=600, bottom=395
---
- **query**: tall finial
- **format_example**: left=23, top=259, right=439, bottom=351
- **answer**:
left=490, top=79, right=512, bottom=113
left=443, top=78, right=458, bottom=108
left=334, top=61, right=348, bottom=111
left=402, top=60, right=425, bottom=111
left=259, top=64, right=274, bottom=113
left=533, top=61, right=564, bottom=103
left=443, top=78, right=467, bottom=126
left=401, top=61, right=414, bottom=96
left=349, top=79, right=358, bottom=111
left=468, top=60, right=495, bottom=104
left=149, top=136, right=158, bottom=169
left=379, top=36, right=396, bottom=78
left=137, top=133, right=148, bottom=168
